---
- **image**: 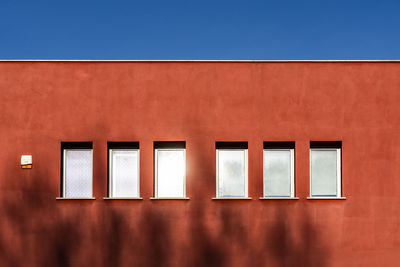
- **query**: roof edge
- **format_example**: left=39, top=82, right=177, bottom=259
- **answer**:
left=0, top=59, right=399, bottom=63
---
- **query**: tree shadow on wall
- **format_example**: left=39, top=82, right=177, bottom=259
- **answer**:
left=0, top=163, right=329, bottom=267
left=0, top=164, right=169, bottom=267
left=182, top=148, right=330, bottom=267
left=185, top=203, right=329, bottom=267
left=101, top=209, right=126, bottom=267
left=263, top=208, right=329, bottom=267
left=0, top=165, right=85, bottom=267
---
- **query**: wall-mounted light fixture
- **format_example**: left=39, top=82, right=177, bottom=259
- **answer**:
left=21, top=155, right=32, bottom=169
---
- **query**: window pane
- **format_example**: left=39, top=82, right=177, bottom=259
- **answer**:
left=218, top=150, right=246, bottom=197
left=157, top=150, right=185, bottom=197
left=311, top=150, right=337, bottom=196
left=65, top=150, right=92, bottom=197
left=264, top=150, right=291, bottom=197
left=111, top=150, right=139, bottom=197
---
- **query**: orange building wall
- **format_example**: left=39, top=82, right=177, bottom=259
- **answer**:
left=0, top=62, right=399, bottom=267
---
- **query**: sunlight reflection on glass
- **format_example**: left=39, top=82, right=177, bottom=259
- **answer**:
left=157, top=150, right=185, bottom=197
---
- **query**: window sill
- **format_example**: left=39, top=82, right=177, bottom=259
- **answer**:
left=307, top=197, right=346, bottom=200
left=103, top=197, right=143, bottom=200
left=150, top=197, right=190, bottom=200
left=56, top=197, right=96, bottom=200
left=259, top=197, right=299, bottom=200
left=212, top=197, right=252, bottom=200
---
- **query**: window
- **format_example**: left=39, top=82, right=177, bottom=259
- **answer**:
left=310, top=141, right=342, bottom=198
left=263, top=142, right=295, bottom=198
left=61, top=142, right=93, bottom=198
left=153, top=141, right=186, bottom=199
left=215, top=142, right=248, bottom=199
left=108, top=142, right=140, bottom=198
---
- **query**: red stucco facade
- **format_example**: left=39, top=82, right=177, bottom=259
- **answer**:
left=0, top=61, right=399, bottom=266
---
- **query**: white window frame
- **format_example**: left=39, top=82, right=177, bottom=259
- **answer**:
left=61, top=148, right=94, bottom=199
left=154, top=148, right=187, bottom=199
left=108, top=149, right=140, bottom=199
left=262, top=148, right=295, bottom=198
left=309, top=148, right=342, bottom=198
left=215, top=149, right=249, bottom=199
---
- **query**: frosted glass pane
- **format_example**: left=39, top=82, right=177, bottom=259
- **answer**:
left=218, top=150, right=246, bottom=197
left=65, top=150, right=92, bottom=197
left=111, top=150, right=139, bottom=197
left=157, top=150, right=185, bottom=197
left=311, top=150, right=337, bottom=196
left=264, top=150, right=291, bottom=197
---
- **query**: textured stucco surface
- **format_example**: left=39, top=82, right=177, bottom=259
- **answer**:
left=0, top=62, right=400, bottom=266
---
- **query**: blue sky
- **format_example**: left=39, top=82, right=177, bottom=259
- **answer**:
left=1, top=0, right=399, bottom=59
